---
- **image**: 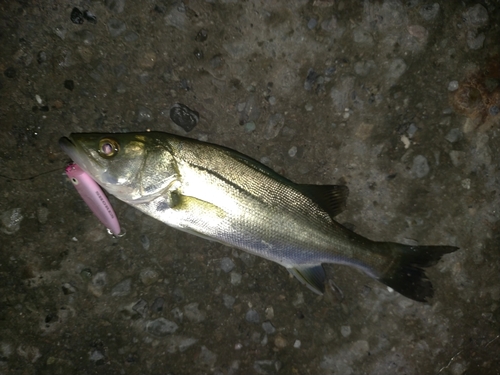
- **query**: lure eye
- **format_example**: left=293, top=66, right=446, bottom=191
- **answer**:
left=98, top=138, right=119, bottom=158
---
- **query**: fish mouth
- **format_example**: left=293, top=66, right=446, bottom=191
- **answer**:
left=59, top=135, right=101, bottom=177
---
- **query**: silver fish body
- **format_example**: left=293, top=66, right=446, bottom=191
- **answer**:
left=59, top=132, right=458, bottom=301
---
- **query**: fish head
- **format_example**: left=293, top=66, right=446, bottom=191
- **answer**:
left=59, top=133, right=179, bottom=203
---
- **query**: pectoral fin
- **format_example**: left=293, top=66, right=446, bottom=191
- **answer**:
left=287, top=264, right=326, bottom=295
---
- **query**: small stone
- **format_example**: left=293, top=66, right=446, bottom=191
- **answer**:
left=293, top=292, right=304, bottom=307
left=490, top=106, right=499, bottom=116
left=353, top=27, right=373, bottom=44
left=223, top=294, right=235, bottom=309
left=197, top=346, right=217, bottom=367
left=178, top=337, right=198, bottom=352
left=246, top=309, right=260, bottom=323
left=288, top=146, right=297, bottom=157
left=411, top=155, right=430, bottom=178
left=151, top=297, right=164, bottom=313
left=137, top=51, right=156, bottom=69
left=445, top=128, right=462, bottom=143
left=407, top=123, right=418, bottom=138
left=268, top=96, right=276, bottom=105
left=464, top=4, right=489, bottom=28
left=70, top=7, right=84, bottom=24
left=264, top=113, right=285, bottom=140
left=170, top=103, right=199, bottom=132
left=37, top=206, right=49, bottom=224
left=449, top=150, right=466, bottom=167
left=307, top=18, right=318, bottom=30
left=386, top=58, right=407, bottom=80
left=466, top=30, right=485, bottom=50
left=1, top=208, right=23, bottom=234
left=184, top=303, right=206, bottom=323
left=193, top=48, right=204, bottom=60
left=147, top=318, right=178, bottom=336
left=111, top=278, right=131, bottom=297
left=89, top=350, right=105, bottom=362
left=244, top=122, right=256, bottom=133
left=195, top=29, right=208, bottom=42
left=274, top=335, right=287, bottom=348
left=305, top=103, right=313, bottom=111
left=230, top=271, right=242, bottom=285
left=83, top=10, right=97, bottom=24
left=140, top=234, right=150, bottom=250
left=447, top=80, right=459, bottom=91
left=62, top=283, right=76, bottom=295
left=419, top=3, right=439, bottom=21
left=4, top=67, right=17, bottom=79
left=461, top=178, right=471, bottom=190
left=265, top=307, right=274, bottom=320
left=262, top=321, right=276, bottom=334
left=293, top=340, right=301, bottom=348
left=140, top=269, right=159, bottom=286
left=132, top=299, right=148, bottom=317
left=54, top=26, right=67, bottom=40
left=106, top=0, right=125, bottom=13
left=171, top=307, right=183, bottom=321
left=220, top=257, right=235, bottom=273
left=354, top=60, right=375, bottom=76
left=137, top=106, right=153, bottom=122
left=108, top=19, right=126, bottom=37
left=304, top=68, right=318, bottom=91
left=64, top=80, right=75, bottom=91
left=340, top=325, right=351, bottom=337
left=124, top=31, right=139, bottom=42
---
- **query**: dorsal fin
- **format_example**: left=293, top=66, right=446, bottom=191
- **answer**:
left=297, top=184, right=349, bottom=218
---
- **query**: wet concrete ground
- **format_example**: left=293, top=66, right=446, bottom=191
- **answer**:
left=1, top=0, right=499, bottom=374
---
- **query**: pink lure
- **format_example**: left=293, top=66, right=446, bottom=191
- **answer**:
left=65, top=163, right=121, bottom=236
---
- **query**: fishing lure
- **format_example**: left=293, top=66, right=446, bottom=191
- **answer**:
left=65, top=163, right=122, bottom=236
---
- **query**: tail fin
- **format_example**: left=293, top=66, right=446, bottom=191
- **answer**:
left=377, top=243, right=458, bottom=302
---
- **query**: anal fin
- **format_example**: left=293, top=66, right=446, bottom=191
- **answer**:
left=287, top=265, right=326, bottom=295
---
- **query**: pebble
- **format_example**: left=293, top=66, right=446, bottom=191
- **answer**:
left=268, top=96, right=276, bottom=105
left=170, top=103, right=199, bottom=132
left=353, top=27, right=373, bottom=44
left=197, top=346, right=217, bottom=367
left=354, top=60, right=375, bottom=76
left=111, top=278, right=132, bottom=297
left=137, top=106, right=153, bottom=122
left=265, top=306, right=274, bottom=320
left=288, top=146, right=297, bottom=157
left=262, top=321, right=276, bottom=334
left=171, top=307, right=183, bottom=321
left=184, top=302, right=206, bottom=323
left=83, top=10, right=97, bottom=24
left=140, top=234, right=150, bottom=250
left=244, top=122, right=256, bottom=133
left=264, top=113, right=285, bottom=140
left=132, top=299, right=148, bottom=317
left=490, top=106, right=499, bottom=116
left=274, top=335, right=287, bottom=348
left=448, top=80, right=459, bottom=91
left=238, top=95, right=260, bottom=124
left=340, top=325, right=351, bottom=337
left=305, top=103, right=313, bottom=112
left=146, top=318, right=178, bottom=336
left=139, top=269, right=159, bottom=285
left=106, top=0, right=125, bottom=13
left=108, top=19, right=127, bottom=38
left=293, top=340, right=301, bottom=349
left=64, top=79, right=74, bottom=91
left=223, top=294, right=235, bottom=309
left=411, top=155, right=430, bottom=178
left=449, top=150, right=465, bottom=167
left=124, top=31, right=139, bottom=42
left=386, top=58, right=407, bottom=80
left=70, top=8, right=84, bottom=25
left=89, top=350, right=105, bottom=363
left=62, top=283, right=76, bottom=295
left=466, top=30, right=485, bottom=50
left=137, top=51, right=156, bottom=69
left=419, top=3, right=440, bottom=21
left=445, top=128, right=462, bottom=143
left=230, top=271, right=242, bottom=285
left=307, top=18, right=318, bottom=30
left=304, top=68, right=318, bottom=91
left=37, top=206, right=49, bottom=224
left=54, top=26, right=67, bottom=40
left=220, top=257, right=235, bottom=273
left=151, top=297, right=164, bottom=313
left=195, top=29, right=208, bottom=42
left=245, top=309, right=260, bottom=323
left=1, top=208, right=23, bottom=234
left=464, top=4, right=489, bottom=28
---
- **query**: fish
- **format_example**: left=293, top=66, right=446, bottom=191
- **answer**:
left=59, top=132, right=458, bottom=302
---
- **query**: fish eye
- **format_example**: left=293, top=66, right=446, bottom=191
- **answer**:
left=98, top=138, right=120, bottom=158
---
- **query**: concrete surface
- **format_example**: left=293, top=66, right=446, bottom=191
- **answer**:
left=0, top=0, right=499, bottom=374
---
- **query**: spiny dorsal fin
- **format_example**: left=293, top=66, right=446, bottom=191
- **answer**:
left=298, top=184, right=349, bottom=218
